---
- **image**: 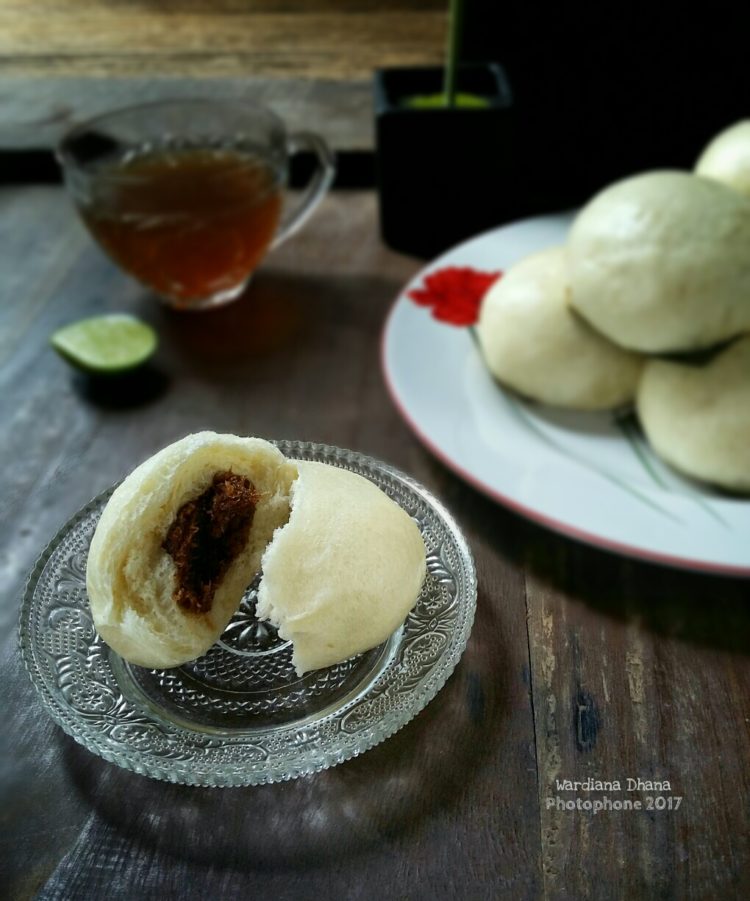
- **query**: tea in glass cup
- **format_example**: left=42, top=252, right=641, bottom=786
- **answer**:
left=58, top=100, right=335, bottom=310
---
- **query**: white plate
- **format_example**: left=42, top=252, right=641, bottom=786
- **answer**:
left=383, top=214, right=750, bottom=576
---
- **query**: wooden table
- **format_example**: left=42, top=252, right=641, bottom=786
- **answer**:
left=1, top=186, right=748, bottom=900
left=0, top=0, right=445, bottom=156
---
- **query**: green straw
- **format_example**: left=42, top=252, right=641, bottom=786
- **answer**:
left=444, top=0, right=464, bottom=107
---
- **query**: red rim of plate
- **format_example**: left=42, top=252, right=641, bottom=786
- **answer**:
left=381, top=296, right=750, bottom=579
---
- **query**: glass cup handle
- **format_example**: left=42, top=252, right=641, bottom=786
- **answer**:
left=271, top=132, right=336, bottom=249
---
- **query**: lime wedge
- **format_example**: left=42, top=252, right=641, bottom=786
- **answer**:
left=50, top=314, right=157, bottom=374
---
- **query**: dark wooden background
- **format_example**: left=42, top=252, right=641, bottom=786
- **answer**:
left=0, top=187, right=748, bottom=900
left=0, top=0, right=447, bottom=78
left=0, top=0, right=446, bottom=156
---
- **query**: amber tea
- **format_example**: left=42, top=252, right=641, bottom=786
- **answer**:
left=59, top=100, right=335, bottom=309
left=80, top=147, right=284, bottom=308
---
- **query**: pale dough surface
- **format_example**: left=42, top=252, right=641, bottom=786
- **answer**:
left=258, top=461, right=426, bottom=674
left=568, top=171, right=750, bottom=352
left=477, top=246, right=643, bottom=409
left=696, top=120, right=750, bottom=198
left=87, top=434, right=426, bottom=673
left=637, top=337, right=750, bottom=492
left=86, top=432, right=296, bottom=668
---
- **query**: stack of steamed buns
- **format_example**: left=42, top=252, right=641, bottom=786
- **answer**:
left=476, top=120, right=750, bottom=494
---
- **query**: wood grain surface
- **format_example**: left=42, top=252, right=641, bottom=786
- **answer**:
left=0, top=76, right=375, bottom=152
left=0, top=0, right=447, bottom=151
left=0, top=187, right=748, bottom=900
left=0, top=1, right=446, bottom=77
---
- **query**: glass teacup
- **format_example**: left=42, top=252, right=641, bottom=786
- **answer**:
left=57, top=100, right=336, bottom=310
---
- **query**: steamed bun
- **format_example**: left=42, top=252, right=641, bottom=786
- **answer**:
left=257, top=462, right=426, bottom=674
left=86, top=433, right=426, bottom=674
left=636, top=337, right=750, bottom=492
left=567, top=171, right=750, bottom=353
left=695, top=120, right=750, bottom=198
left=86, top=432, right=296, bottom=668
left=476, top=246, right=643, bottom=409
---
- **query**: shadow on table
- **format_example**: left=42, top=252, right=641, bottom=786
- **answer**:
left=155, top=268, right=392, bottom=369
left=61, top=581, right=510, bottom=871
left=157, top=271, right=307, bottom=365
left=443, top=464, right=750, bottom=657
left=71, top=363, right=170, bottom=410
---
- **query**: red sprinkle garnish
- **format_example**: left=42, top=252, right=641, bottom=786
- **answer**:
left=407, top=266, right=502, bottom=326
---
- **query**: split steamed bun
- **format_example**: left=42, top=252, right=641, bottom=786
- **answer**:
left=636, top=337, right=750, bottom=492
left=567, top=171, right=750, bottom=353
left=87, top=433, right=296, bottom=668
left=695, top=120, right=750, bottom=198
left=86, top=433, right=426, bottom=673
left=476, top=246, right=643, bottom=409
left=257, top=462, right=427, bottom=674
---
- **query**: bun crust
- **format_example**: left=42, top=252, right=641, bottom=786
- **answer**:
left=695, top=120, right=750, bottom=198
left=636, top=338, right=750, bottom=493
left=86, top=432, right=296, bottom=668
left=568, top=171, right=750, bottom=352
left=477, top=246, right=643, bottom=410
left=257, top=461, right=426, bottom=674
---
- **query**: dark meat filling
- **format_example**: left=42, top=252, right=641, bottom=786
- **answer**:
left=163, top=471, right=258, bottom=614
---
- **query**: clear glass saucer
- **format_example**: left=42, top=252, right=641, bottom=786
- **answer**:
left=19, top=441, right=476, bottom=786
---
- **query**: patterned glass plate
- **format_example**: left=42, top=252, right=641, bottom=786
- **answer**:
left=19, top=441, right=477, bottom=787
